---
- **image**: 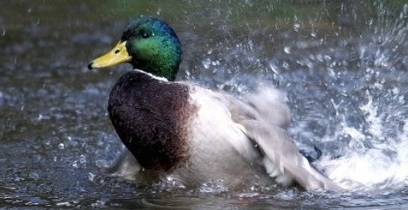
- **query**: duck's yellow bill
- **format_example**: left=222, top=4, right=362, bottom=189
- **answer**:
left=88, top=41, right=132, bottom=69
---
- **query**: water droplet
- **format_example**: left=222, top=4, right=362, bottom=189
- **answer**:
left=324, top=55, right=332, bottom=62
left=282, top=61, right=289, bottom=69
left=72, top=161, right=78, bottom=168
left=268, top=62, right=279, bottom=74
left=88, top=173, right=95, bottom=182
left=293, top=23, right=301, bottom=32
left=79, top=155, right=86, bottom=164
left=202, top=59, right=211, bottom=69
left=284, top=46, right=291, bottom=54
left=311, top=31, right=317, bottom=38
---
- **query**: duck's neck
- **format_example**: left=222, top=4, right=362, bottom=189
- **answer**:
left=130, top=53, right=180, bottom=81
left=132, top=69, right=169, bottom=82
left=108, top=70, right=195, bottom=171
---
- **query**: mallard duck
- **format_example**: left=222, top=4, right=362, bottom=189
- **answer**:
left=88, top=16, right=341, bottom=191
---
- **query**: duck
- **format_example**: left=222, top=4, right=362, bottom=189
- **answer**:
left=88, top=16, right=341, bottom=191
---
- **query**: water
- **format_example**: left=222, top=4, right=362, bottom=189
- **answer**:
left=1, top=0, right=408, bottom=208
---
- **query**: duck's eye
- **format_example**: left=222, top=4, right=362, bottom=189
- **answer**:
left=141, top=30, right=150, bottom=39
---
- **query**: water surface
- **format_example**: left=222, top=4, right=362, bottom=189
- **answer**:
left=1, top=0, right=408, bottom=208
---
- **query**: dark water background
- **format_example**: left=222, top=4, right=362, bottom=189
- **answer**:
left=1, top=0, right=408, bottom=208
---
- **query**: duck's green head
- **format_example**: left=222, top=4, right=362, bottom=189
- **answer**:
left=88, top=17, right=182, bottom=81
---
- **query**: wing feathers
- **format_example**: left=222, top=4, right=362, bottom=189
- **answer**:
left=232, top=87, right=342, bottom=191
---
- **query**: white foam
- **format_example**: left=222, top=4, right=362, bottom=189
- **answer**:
left=314, top=95, right=408, bottom=191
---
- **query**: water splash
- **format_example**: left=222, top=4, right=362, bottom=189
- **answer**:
left=304, top=5, right=408, bottom=191
left=185, top=1, right=408, bottom=192
left=315, top=96, right=408, bottom=190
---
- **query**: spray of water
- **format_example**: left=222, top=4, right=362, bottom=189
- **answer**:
left=306, top=4, right=408, bottom=191
left=184, top=1, right=408, bottom=192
